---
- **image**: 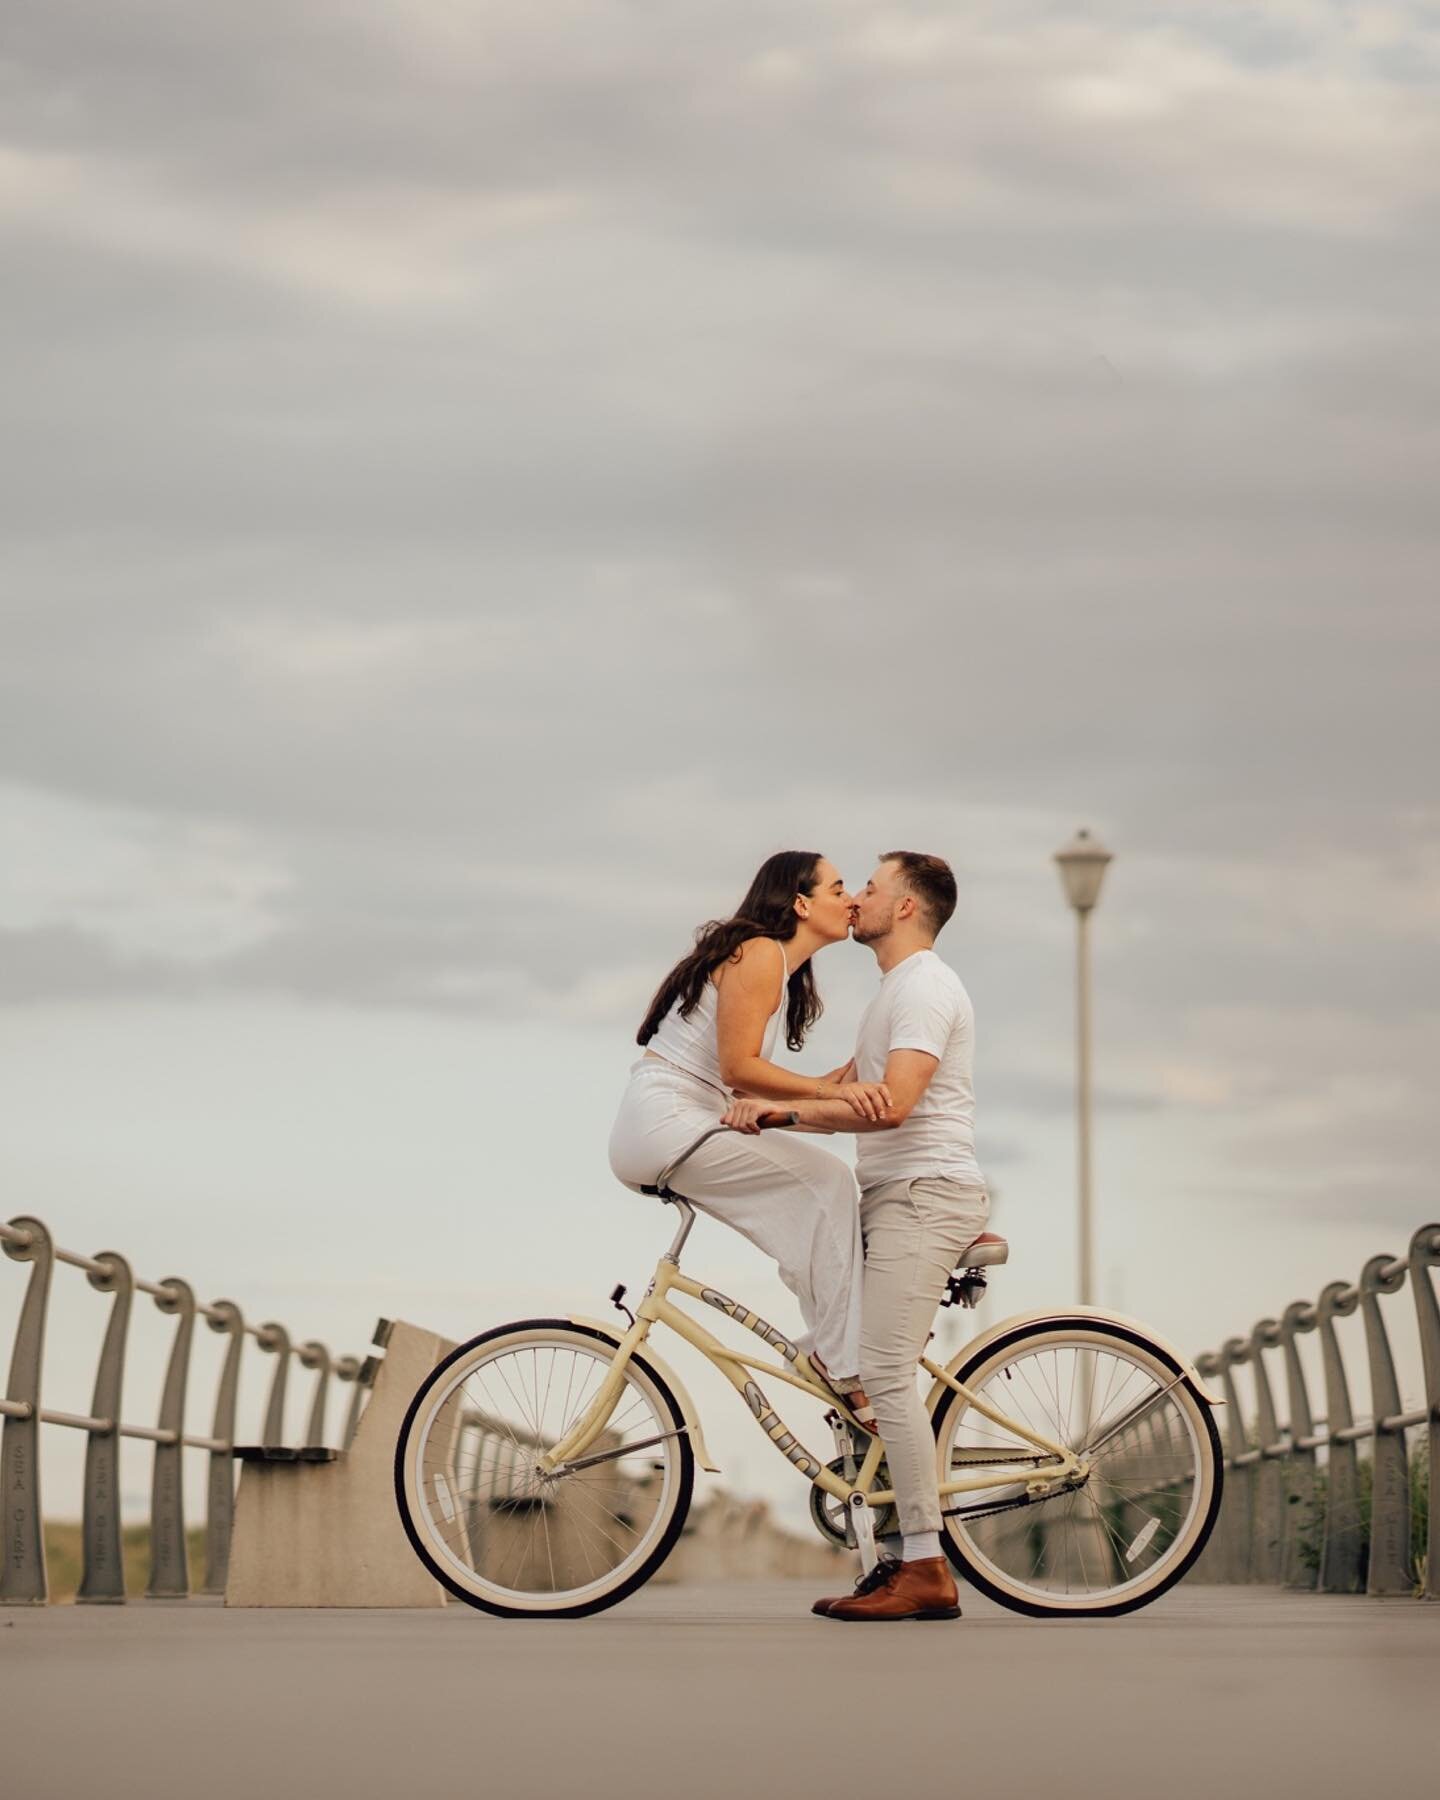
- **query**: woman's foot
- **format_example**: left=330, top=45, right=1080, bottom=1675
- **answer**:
left=809, top=1354, right=878, bottom=1433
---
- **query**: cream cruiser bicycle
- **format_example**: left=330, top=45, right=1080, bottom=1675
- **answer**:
left=395, top=1123, right=1223, bottom=1619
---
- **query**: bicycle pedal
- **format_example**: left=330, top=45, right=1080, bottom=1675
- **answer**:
left=849, top=1492, right=878, bottom=1574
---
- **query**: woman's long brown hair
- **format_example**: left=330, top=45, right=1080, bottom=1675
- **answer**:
left=636, top=851, right=826, bottom=1053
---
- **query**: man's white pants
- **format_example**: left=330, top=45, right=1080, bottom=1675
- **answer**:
left=609, top=1059, right=865, bottom=1385
left=859, top=1175, right=990, bottom=1537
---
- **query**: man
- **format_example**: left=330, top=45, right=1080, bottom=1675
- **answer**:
left=727, top=851, right=987, bottom=1621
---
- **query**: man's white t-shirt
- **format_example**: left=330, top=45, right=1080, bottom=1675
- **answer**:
left=852, top=948, right=985, bottom=1191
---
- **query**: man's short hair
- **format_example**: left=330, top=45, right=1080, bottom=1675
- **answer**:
left=881, top=850, right=957, bottom=935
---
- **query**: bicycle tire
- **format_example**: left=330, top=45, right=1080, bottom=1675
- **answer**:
left=394, top=1319, right=694, bottom=1618
left=933, top=1317, right=1223, bottom=1618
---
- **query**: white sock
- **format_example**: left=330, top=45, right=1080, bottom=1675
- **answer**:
left=902, top=1531, right=942, bottom=1562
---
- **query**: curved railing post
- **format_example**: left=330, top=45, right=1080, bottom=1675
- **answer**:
left=1249, top=1319, right=1284, bottom=1582
left=259, top=1322, right=291, bottom=1446
left=1316, top=1279, right=1363, bottom=1593
left=342, top=1353, right=369, bottom=1447
left=1279, top=1299, right=1320, bottom=1591
left=1359, top=1253, right=1413, bottom=1595
left=147, top=1277, right=196, bottom=1600
left=201, top=1299, right=245, bottom=1596
left=78, top=1251, right=134, bottom=1604
left=2, top=1217, right=364, bottom=1608
left=300, top=1342, right=331, bottom=1449
left=336, top=1357, right=363, bottom=1450
left=1408, top=1223, right=1440, bottom=1601
left=1, top=1217, right=54, bottom=1605
left=1220, top=1339, right=1254, bottom=1583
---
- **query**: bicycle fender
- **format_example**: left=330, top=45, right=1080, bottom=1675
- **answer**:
left=923, top=1306, right=1225, bottom=1415
left=569, top=1315, right=722, bottom=1472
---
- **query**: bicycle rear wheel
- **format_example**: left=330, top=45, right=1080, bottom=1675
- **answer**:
left=395, top=1320, right=693, bottom=1617
left=933, top=1319, right=1222, bottom=1617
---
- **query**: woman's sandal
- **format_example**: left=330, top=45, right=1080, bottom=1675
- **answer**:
left=809, top=1353, right=879, bottom=1434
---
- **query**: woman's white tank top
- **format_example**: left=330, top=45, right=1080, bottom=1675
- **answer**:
left=646, top=941, right=789, bottom=1092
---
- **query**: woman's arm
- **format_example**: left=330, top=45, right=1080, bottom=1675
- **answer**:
left=773, top=1050, right=939, bottom=1134
left=714, top=941, right=890, bottom=1119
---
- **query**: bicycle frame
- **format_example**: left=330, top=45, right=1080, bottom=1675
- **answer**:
left=539, top=1239, right=1084, bottom=1512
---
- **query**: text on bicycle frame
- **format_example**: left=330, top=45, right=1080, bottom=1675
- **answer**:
left=699, top=1287, right=799, bottom=1362
left=698, top=1287, right=821, bottom=1478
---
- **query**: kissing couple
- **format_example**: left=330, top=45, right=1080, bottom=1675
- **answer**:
left=609, top=850, right=990, bottom=1622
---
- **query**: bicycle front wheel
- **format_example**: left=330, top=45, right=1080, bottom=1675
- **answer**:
left=934, top=1319, right=1222, bottom=1618
left=395, top=1320, right=694, bottom=1617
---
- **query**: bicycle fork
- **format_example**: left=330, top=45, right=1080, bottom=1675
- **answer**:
left=539, top=1313, right=651, bottom=1472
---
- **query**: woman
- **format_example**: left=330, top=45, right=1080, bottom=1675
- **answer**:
left=609, top=851, right=890, bottom=1418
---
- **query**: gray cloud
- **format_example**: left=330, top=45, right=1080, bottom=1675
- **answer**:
left=0, top=925, right=182, bottom=1002
left=3, top=0, right=1438, bottom=1222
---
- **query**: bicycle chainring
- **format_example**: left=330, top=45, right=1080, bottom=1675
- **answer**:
left=807, top=1457, right=899, bottom=1546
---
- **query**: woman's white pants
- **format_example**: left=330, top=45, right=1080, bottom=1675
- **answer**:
left=608, top=1060, right=865, bottom=1385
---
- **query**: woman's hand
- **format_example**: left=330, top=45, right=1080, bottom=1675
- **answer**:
left=721, top=1097, right=775, bottom=1134
left=821, top=1080, right=892, bottom=1121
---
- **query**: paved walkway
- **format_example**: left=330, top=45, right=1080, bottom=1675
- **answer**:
left=4, top=1584, right=1437, bottom=1799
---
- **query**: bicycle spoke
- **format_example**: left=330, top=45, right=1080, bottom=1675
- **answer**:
left=539, top=1483, right=558, bottom=1592
left=1015, top=1358, right=1062, bottom=1442
left=539, top=1347, right=560, bottom=1443
left=557, top=1350, right=580, bottom=1441
left=560, top=1479, right=644, bottom=1546
left=553, top=1487, right=633, bottom=1564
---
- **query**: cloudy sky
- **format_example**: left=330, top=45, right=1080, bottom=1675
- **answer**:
left=4, top=1, right=1438, bottom=1526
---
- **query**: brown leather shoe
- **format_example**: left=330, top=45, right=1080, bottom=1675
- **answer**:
left=825, top=1556, right=961, bottom=1622
left=811, top=1556, right=901, bottom=1617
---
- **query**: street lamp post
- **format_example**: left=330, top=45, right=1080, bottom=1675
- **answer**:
left=1053, top=829, right=1114, bottom=1310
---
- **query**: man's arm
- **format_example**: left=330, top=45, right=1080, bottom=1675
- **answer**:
left=725, top=1049, right=939, bottom=1134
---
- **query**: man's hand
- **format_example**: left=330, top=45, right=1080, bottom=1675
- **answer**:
left=823, top=1080, right=892, bottom=1121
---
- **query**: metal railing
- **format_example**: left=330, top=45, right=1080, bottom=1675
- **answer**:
left=1, top=1213, right=366, bottom=1605
left=1195, top=1221, right=1440, bottom=1598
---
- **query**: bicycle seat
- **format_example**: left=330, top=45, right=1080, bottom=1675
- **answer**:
left=959, top=1232, right=1008, bottom=1269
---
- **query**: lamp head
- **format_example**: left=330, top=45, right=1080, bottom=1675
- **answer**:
left=1053, top=828, right=1113, bottom=914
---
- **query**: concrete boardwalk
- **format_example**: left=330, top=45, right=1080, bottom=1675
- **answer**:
left=4, top=1584, right=1436, bottom=1800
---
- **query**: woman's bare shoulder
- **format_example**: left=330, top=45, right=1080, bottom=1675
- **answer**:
left=712, top=935, right=785, bottom=988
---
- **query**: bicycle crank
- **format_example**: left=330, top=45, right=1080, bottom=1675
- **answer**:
left=808, top=1457, right=899, bottom=1546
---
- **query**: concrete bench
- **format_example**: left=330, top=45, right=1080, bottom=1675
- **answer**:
left=225, top=1319, right=455, bottom=1608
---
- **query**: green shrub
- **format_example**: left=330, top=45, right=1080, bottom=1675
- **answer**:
left=1283, top=1443, right=1428, bottom=1589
